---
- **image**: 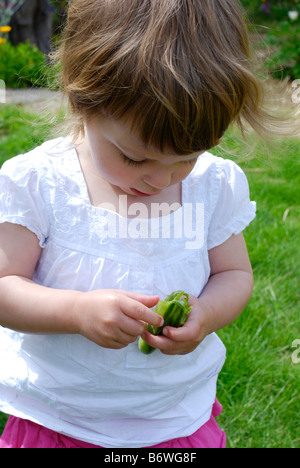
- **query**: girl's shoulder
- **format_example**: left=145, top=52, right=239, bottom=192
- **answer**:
left=186, top=152, right=256, bottom=250
left=185, top=150, right=250, bottom=203
left=0, top=138, right=79, bottom=248
left=189, top=151, right=245, bottom=182
left=1, top=137, right=74, bottom=170
left=0, top=137, right=78, bottom=192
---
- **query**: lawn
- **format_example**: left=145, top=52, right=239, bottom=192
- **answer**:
left=0, top=103, right=299, bottom=448
left=213, top=134, right=300, bottom=448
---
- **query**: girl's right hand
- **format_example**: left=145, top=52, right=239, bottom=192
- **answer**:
left=72, top=290, right=162, bottom=349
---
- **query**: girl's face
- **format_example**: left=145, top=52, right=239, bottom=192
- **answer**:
left=84, top=115, right=201, bottom=197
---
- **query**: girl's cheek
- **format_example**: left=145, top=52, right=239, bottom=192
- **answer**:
left=175, top=165, right=195, bottom=182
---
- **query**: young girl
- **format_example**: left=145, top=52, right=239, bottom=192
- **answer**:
left=0, top=0, right=270, bottom=448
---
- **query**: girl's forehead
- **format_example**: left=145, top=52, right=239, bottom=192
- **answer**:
left=88, top=114, right=201, bottom=161
left=100, top=115, right=199, bottom=159
left=110, top=119, right=200, bottom=160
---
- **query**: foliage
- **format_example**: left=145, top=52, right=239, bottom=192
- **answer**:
left=0, top=40, right=55, bottom=88
left=0, top=24, right=12, bottom=46
left=239, top=1, right=300, bottom=81
left=50, top=0, right=69, bottom=35
left=240, top=0, right=300, bottom=22
left=263, top=20, right=300, bottom=79
left=0, top=105, right=48, bottom=165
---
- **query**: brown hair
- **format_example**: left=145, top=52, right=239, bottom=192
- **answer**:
left=53, top=0, right=284, bottom=154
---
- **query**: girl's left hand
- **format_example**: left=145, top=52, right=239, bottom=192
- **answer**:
left=139, top=295, right=209, bottom=355
left=141, top=233, right=254, bottom=355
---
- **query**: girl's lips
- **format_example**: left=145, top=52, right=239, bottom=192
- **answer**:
left=130, top=188, right=155, bottom=197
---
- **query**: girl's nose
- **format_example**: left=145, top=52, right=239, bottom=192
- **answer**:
left=143, top=167, right=172, bottom=190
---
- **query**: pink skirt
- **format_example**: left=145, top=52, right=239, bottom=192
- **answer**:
left=0, top=399, right=226, bottom=449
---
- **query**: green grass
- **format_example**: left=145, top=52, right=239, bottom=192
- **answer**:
left=0, top=104, right=299, bottom=448
left=213, top=135, right=300, bottom=448
left=0, top=105, right=52, bottom=165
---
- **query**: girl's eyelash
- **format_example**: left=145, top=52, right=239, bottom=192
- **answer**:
left=120, top=153, right=145, bottom=167
left=120, top=152, right=196, bottom=167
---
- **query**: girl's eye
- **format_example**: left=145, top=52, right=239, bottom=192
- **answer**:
left=120, top=153, right=145, bottom=167
left=120, top=152, right=197, bottom=168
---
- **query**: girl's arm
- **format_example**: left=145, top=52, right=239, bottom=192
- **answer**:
left=0, top=222, right=80, bottom=334
left=0, top=222, right=162, bottom=348
left=141, top=232, right=254, bottom=355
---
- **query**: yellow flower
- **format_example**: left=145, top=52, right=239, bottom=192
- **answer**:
left=0, top=26, right=12, bottom=33
left=0, top=38, right=7, bottom=45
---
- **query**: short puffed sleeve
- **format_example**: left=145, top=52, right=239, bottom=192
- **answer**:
left=207, top=159, right=256, bottom=250
left=0, top=154, right=50, bottom=247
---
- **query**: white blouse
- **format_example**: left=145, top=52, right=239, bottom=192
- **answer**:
left=0, top=137, right=256, bottom=447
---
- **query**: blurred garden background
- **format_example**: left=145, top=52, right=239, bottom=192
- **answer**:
left=0, top=0, right=299, bottom=448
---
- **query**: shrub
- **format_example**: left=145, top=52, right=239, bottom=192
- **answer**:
left=263, top=20, right=300, bottom=79
left=0, top=40, right=54, bottom=88
left=240, top=0, right=300, bottom=22
left=240, top=1, right=300, bottom=80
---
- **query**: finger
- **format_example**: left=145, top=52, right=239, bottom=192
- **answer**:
left=119, top=315, right=147, bottom=337
left=161, top=325, right=191, bottom=342
left=162, top=307, right=200, bottom=342
left=140, top=330, right=169, bottom=348
left=102, top=326, right=141, bottom=348
left=106, top=337, right=133, bottom=349
left=141, top=331, right=186, bottom=355
left=121, top=291, right=159, bottom=308
left=121, top=297, right=164, bottom=328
